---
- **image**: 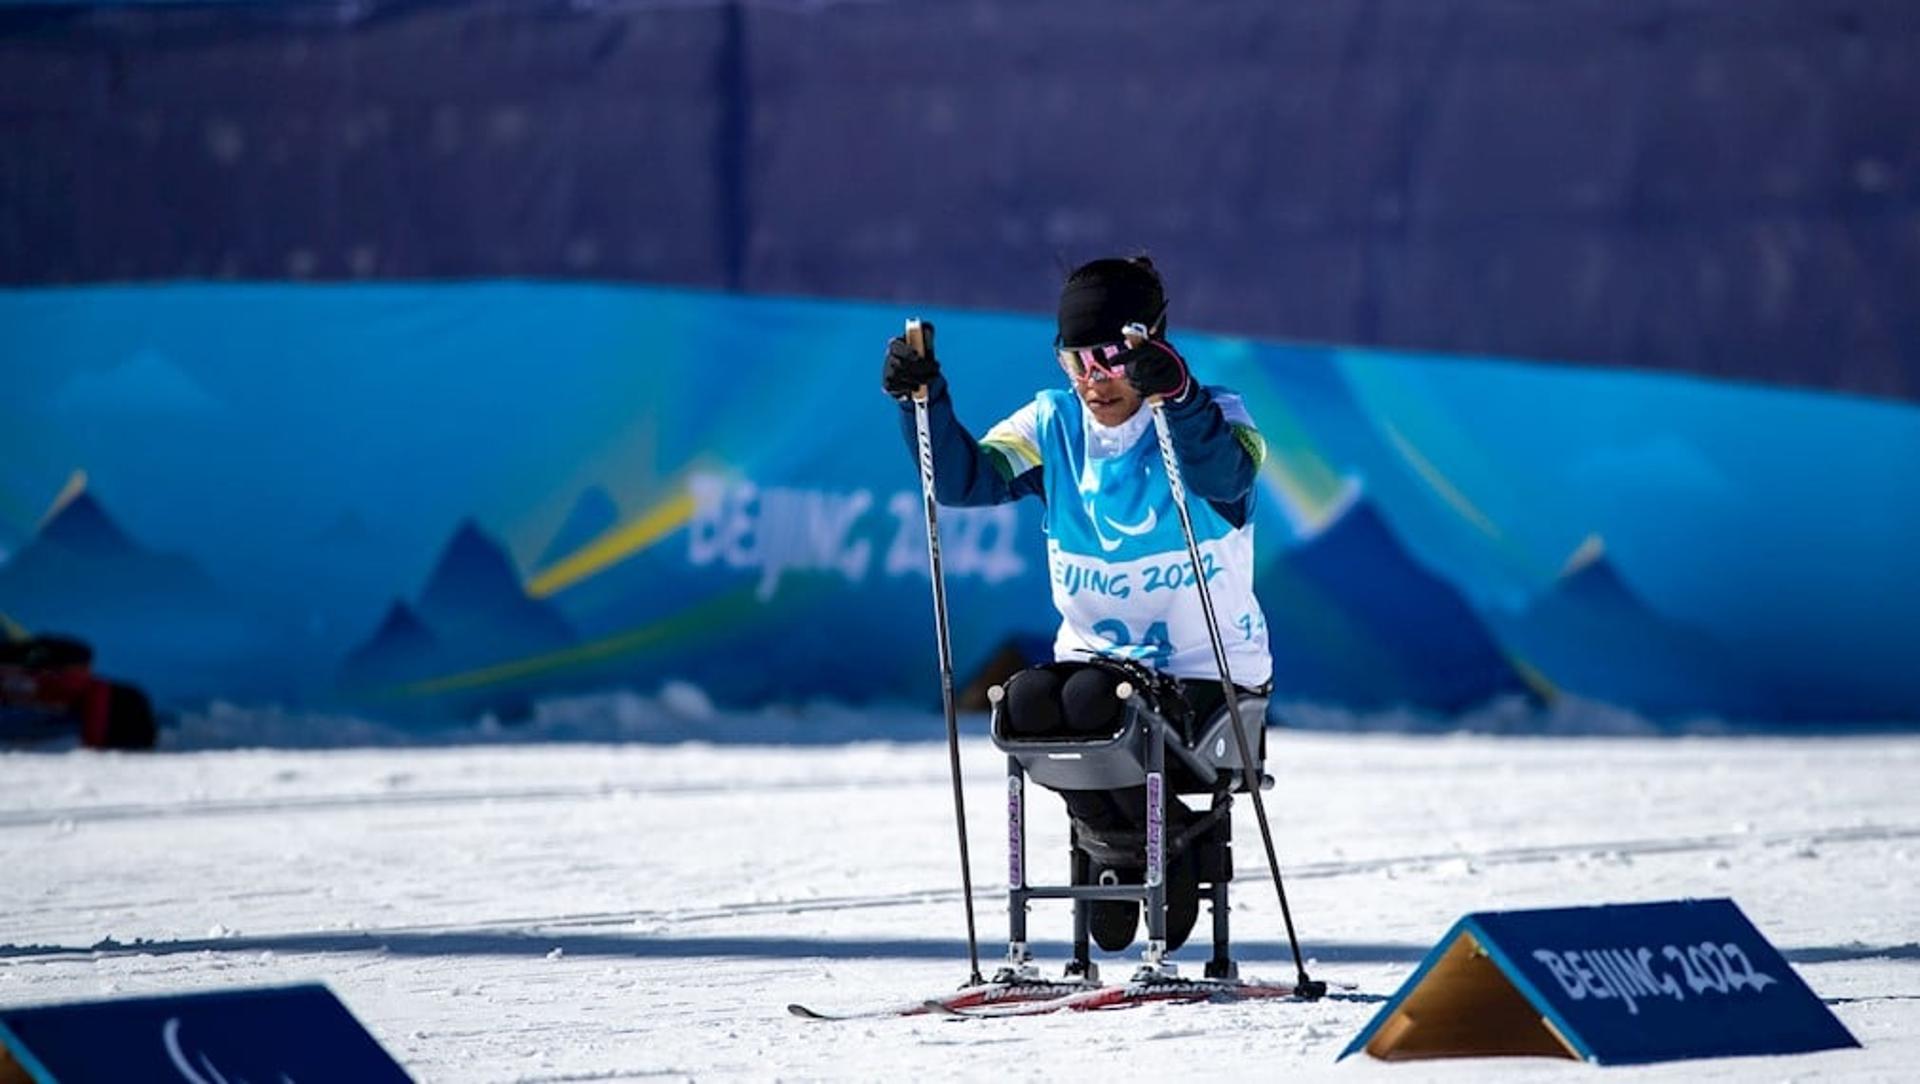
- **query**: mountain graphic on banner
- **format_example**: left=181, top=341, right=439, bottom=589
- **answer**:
left=1489, top=535, right=1777, bottom=719
left=0, top=482, right=219, bottom=626
left=337, top=519, right=577, bottom=699
left=0, top=476, right=273, bottom=698
left=1258, top=494, right=1528, bottom=711
left=418, top=521, right=577, bottom=653
left=338, top=599, right=439, bottom=690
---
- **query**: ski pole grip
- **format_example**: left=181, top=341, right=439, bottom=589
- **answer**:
left=1124, top=322, right=1162, bottom=405
left=906, top=318, right=931, bottom=403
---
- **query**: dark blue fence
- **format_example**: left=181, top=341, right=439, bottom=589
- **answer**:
left=3, top=0, right=1917, bottom=399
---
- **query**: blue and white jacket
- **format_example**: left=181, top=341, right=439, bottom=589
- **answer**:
left=900, top=376, right=1271, bottom=687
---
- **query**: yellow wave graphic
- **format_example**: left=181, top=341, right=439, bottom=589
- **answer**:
left=527, top=489, right=696, bottom=598
left=1380, top=421, right=1505, bottom=541
left=1261, top=457, right=1347, bottom=535
left=1247, top=395, right=1349, bottom=534
left=391, top=587, right=762, bottom=698
left=1503, top=651, right=1563, bottom=704
left=38, top=469, right=88, bottom=530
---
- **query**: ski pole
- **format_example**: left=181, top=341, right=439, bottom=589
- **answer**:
left=905, top=317, right=985, bottom=987
left=1127, top=324, right=1325, bottom=999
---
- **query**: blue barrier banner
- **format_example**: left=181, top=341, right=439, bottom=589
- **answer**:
left=3, top=283, right=1918, bottom=728
left=1342, top=899, right=1858, bottom=1065
left=0, top=984, right=411, bottom=1083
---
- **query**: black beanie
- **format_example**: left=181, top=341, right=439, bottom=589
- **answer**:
left=1056, top=257, right=1167, bottom=348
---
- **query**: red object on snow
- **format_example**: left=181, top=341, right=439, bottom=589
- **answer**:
left=0, top=635, right=155, bottom=749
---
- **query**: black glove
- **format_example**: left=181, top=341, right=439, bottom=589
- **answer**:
left=881, top=322, right=941, bottom=400
left=1120, top=337, right=1192, bottom=403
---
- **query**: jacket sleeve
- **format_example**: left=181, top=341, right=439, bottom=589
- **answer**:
left=1158, top=386, right=1265, bottom=527
left=895, top=377, right=1044, bottom=507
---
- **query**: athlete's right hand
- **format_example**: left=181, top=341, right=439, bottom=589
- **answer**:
left=881, top=324, right=940, bottom=399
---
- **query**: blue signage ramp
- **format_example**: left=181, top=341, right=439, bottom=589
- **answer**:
left=1341, top=899, right=1859, bottom=1065
left=0, top=983, right=411, bottom=1083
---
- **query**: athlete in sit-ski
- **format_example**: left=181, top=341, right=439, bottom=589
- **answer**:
left=881, top=255, right=1272, bottom=955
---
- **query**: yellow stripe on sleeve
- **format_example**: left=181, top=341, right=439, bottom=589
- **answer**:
left=981, top=430, right=1042, bottom=473
left=1231, top=423, right=1267, bottom=469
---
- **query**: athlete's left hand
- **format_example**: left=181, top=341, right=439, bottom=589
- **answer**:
left=1121, top=338, right=1192, bottom=404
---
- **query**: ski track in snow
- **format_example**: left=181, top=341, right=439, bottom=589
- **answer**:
left=2, top=725, right=1916, bottom=1082
left=6, top=820, right=1917, bottom=965
left=0, top=771, right=953, bottom=831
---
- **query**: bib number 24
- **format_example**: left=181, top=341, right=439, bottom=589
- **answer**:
left=1092, top=619, right=1173, bottom=667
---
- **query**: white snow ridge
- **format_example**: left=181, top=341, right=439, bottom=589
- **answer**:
left=2, top=704, right=1915, bottom=1081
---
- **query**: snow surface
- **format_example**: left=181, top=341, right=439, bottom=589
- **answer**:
left=2, top=695, right=1916, bottom=1082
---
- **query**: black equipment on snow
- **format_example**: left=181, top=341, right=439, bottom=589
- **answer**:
left=990, top=656, right=1273, bottom=983
left=904, top=317, right=985, bottom=986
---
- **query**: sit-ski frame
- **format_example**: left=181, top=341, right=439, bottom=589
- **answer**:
left=988, top=679, right=1266, bottom=984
